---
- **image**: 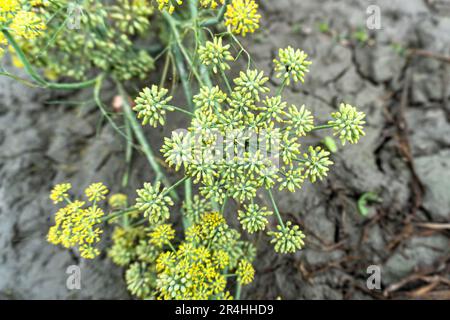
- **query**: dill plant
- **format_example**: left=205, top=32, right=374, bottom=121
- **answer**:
left=1, top=0, right=366, bottom=299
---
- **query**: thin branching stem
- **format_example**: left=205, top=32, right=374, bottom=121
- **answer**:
left=116, top=81, right=179, bottom=200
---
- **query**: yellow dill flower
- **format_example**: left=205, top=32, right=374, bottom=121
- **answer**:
left=85, top=182, right=109, bottom=202
left=50, top=183, right=72, bottom=204
left=9, top=11, right=46, bottom=40
left=200, top=0, right=225, bottom=9
left=236, top=259, right=254, bottom=285
left=209, top=273, right=226, bottom=294
left=0, top=0, right=20, bottom=12
left=212, top=250, right=230, bottom=270
left=149, top=224, right=175, bottom=248
left=79, top=245, right=100, bottom=259
left=30, top=0, right=46, bottom=6
left=225, top=0, right=261, bottom=36
left=156, top=0, right=182, bottom=14
left=156, top=251, right=176, bottom=272
left=108, top=193, right=128, bottom=209
left=47, top=185, right=105, bottom=259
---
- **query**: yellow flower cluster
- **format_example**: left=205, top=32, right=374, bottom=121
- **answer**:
left=236, top=259, right=254, bottom=285
left=155, top=211, right=255, bottom=299
left=0, top=0, right=46, bottom=57
left=156, top=0, right=183, bottom=14
left=200, top=0, right=225, bottom=9
left=47, top=183, right=109, bottom=259
left=225, top=0, right=261, bottom=36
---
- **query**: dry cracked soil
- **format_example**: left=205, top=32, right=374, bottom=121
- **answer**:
left=0, top=0, right=449, bottom=299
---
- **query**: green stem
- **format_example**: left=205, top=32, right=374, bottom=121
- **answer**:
left=167, top=242, right=177, bottom=253
left=116, top=82, right=178, bottom=201
left=267, top=189, right=285, bottom=229
left=172, top=44, right=194, bottom=110
left=235, top=283, right=242, bottom=300
left=276, top=81, right=286, bottom=96
left=220, top=197, right=228, bottom=214
left=163, top=176, right=188, bottom=197
left=223, top=274, right=237, bottom=278
left=122, top=116, right=133, bottom=188
left=311, top=124, right=335, bottom=131
left=183, top=178, right=193, bottom=230
left=171, top=105, right=195, bottom=116
left=163, top=12, right=204, bottom=86
left=200, top=0, right=230, bottom=27
left=2, top=29, right=97, bottom=90
left=101, top=208, right=136, bottom=223
left=220, top=68, right=233, bottom=94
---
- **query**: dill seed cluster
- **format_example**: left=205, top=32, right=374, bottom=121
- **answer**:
left=133, top=36, right=366, bottom=253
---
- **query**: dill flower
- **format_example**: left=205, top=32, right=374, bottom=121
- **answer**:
left=149, top=224, right=175, bottom=248
left=212, top=250, right=230, bottom=270
left=133, top=85, right=174, bottom=127
left=49, top=183, right=72, bottom=204
left=193, top=85, right=227, bottom=113
left=183, top=195, right=212, bottom=224
left=156, top=251, right=176, bottom=272
left=126, top=262, right=156, bottom=299
left=9, top=11, right=46, bottom=40
left=136, top=239, right=160, bottom=263
left=268, top=221, right=305, bottom=254
left=285, top=104, right=314, bottom=136
left=225, top=0, right=261, bottom=36
left=238, top=203, right=272, bottom=233
left=200, top=180, right=227, bottom=204
left=47, top=199, right=105, bottom=259
left=230, top=178, right=258, bottom=202
left=302, top=146, right=333, bottom=183
left=79, top=245, right=100, bottom=259
left=274, top=46, right=312, bottom=86
left=261, top=96, right=287, bottom=122
left=0, top=0, right=20, bottom=12
left=110, top=0, right=153, bottom=35
left=210, top=274, right=227, bottom=294
left=200, top=212, right=227, bottom=238
left=328, top=103, right=366, bottom=145
left=228, top=91, right=257, bottom=113
left=109, top=227, right=139, bottom=266
left=280, top=133, right=301, bottom=165
left=278, top=167, right=304, bottom=192
left=135, top=182, right=174, bottom=224
left=161, top=131, right=193, bottom=171
left=156, top=0, right=182, bottom=14
left=236, top=260, right=254, bottom=285
left=108, top=193, right=128, bottom=210
left=198, top=37, right=234, bottom=74
left=85, top=182, right=109, bottom=202
left=200, top=0, right=225, bottom=9
left=233, top=69, right=269, bottom=101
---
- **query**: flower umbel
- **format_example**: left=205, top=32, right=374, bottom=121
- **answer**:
left=238, top=203, right=272, bottom=233
left=268, top=221, right=305, bottom=254
left=50, top=183, right=72, bottom=204
left=329, top=103, right=366, bottom=145
left=135, top=182, right=174, bottom=224
left=133, top=85, right=174, bottom=127
left=198, top=37, right=234, bottom=74
left=274, top=47, right=312, bottom=85
left=85, top=182, right=109, bottom=202
left=302, top=146, right=333, bottom=183
left=225, top=0, right=261, bottom=36
left=236, top=259, right=254, bottom=285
